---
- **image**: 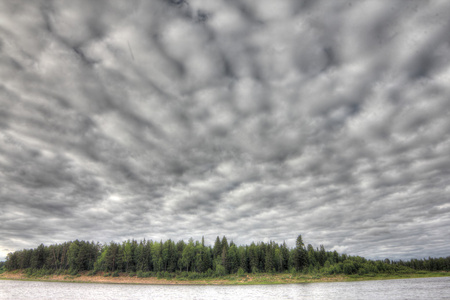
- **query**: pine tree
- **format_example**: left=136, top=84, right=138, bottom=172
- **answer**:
left=213, top=236, right=222, bottom=259
left=294, top=235, right=308, bottom=271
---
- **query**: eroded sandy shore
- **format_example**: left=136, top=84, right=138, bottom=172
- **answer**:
left=0, top=271, right=347, bottom=285
left=2, top=271, right=448, bottom=285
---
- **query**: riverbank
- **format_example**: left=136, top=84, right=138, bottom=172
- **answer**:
left=1, top=271, right=448, bottom=285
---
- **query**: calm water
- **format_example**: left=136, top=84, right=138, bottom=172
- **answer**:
left=1, top=277, right=449, bottom=300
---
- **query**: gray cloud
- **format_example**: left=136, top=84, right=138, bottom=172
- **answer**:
left=1, top=0, right=450, bottom=261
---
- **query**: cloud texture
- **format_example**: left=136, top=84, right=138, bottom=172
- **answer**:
left=1, top=0, right=450, bottom=260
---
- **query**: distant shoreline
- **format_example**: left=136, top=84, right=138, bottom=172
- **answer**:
left=1, top=271, right=448, bottom=285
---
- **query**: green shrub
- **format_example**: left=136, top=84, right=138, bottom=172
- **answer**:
left=358, top=267, right=368, bottom=275
left=128, top=271, right=136, bottom=277
left=69, top=269, right=79, bottom=276
left=342, top=260, right=357, bottom=275
left=187, top=272, right=200, bottom=280
left=136, top=270, right=152, bottom=278
left=215, top=265, right=226, bottom=277
left=41, top=269, right=53, bottom=276
left=204, top=268, right=214, bottom=278
left=143, top=271, right=151, bottom=278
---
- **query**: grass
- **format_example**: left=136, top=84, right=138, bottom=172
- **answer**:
left=344, top=271, right=450, bottom=282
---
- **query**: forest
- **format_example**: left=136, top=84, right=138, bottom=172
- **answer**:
left=3, top=235, right=450, bottom=279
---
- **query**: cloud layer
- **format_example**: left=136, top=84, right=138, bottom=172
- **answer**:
left=1, top=0, right=450, bottom=260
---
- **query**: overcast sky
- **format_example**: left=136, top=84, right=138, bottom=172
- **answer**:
left=1, top=0, right=450, bottom=261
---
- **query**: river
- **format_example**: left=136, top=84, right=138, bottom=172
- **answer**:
left=1, top=276, right=449, bottom=299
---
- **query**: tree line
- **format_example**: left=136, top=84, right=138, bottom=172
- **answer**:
left=4, top=235, right=450, bottom=277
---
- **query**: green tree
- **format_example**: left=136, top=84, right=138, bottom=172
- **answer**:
left=248, top=242, right=259, bottom=273
left=213, top=236, right=222, bottom=259
left=176, top=240, right=185, bottom=272
left=227, top=244, right=239, bottom=273
left=122, top=240, right=133, bottom=272
left=151, top=241, right=162, bottom=272
left=134, top=242, right=145, bottom=272
left=221, top=245, right=228, bottom=273
left=202, top=246, right=213, bottom=272
left=318, top=245, right=326, bottom=267
left=221, top=236, right=229, bottom=253
left=280, top=242, right=290, bottom=272
left=31, top=243, right=47, bottom=270
left=182, top=238, right=195, bottom=272
left=67, top=241, right=80, bottom=272
left=294, top=235, right=308, bottom=272
left=164, top=239, right=177, bottom=272
left=77, top=241, right=90, bottom=271
left=307, top=244, right=317, bottom=268
left=238, top=246, right=249, bottom=273
left=265, top=243, right=274, bottom=273
left=105, top=242, right=121, bottom=272
left=194, top=243, right=204, bottom=273
left=144, top=240, right=153, bottom=271
left=94, top=246, right=108, bottom=272
left=5, top=252, right=18, bottom=271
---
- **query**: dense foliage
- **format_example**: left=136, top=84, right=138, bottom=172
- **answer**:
left=4, top=235, right=450, bottom=277
left=0, top=261, right=5, bottom=274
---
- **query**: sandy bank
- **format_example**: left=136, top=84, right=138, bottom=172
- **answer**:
left=1, top=271, right=447, bottom=285
left=0, top=271, right=346, bottom=285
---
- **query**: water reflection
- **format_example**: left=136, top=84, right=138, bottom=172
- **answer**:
left=1, top=277, right=449, bottom=300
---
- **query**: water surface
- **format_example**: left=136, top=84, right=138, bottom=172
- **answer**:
left=1, top=276, right=449, bottom=299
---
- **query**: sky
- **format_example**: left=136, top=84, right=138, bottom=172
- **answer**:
left=1, top=0, right=450, bottom=262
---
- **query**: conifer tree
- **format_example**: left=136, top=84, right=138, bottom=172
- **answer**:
left=294, top=235, right=308, bottom=271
